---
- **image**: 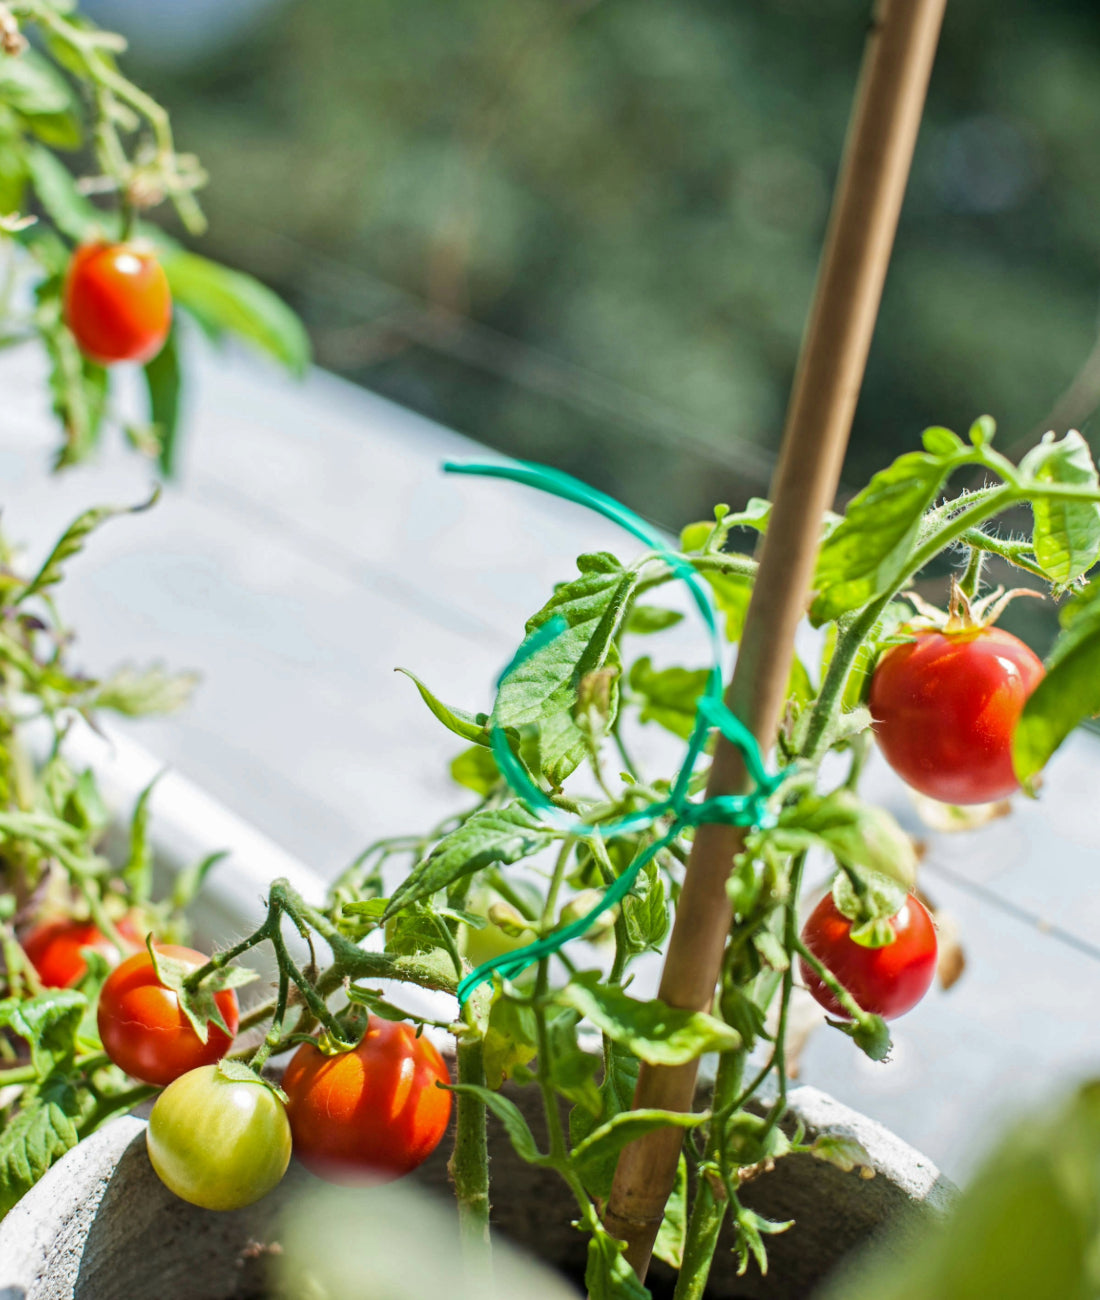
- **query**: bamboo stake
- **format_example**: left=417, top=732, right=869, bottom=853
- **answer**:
left=601, top=0, right=948, bottom=1280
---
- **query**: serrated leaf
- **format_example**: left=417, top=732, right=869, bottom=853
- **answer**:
left=572, top=1107, right=707, bottom=1201
left=0, top=1074, right=87, bottom=1218
left=396, top=668, right=488, bottom=744
left=494, top=554, right=637, bottom=787
left=621, top=856, right=669, bottom=955
left=161, top=250, right=310, bottom=376
left=385, top=804, right=555, bottom=917
left=1020, top=431, right=1100, bottom=588
left=20, top=494, right=157, bottom=603
left=811, top=446, right=961, bottom=625
left=449, top=744, right=501, bottom=795
left=448, top=1083, right=546, bottom=1165
left=546, top=1012, right=601, bottom=1115
left=483, top=993, right=539, bottom=1090
left=586, top=1228, right=650, bottom=1300
left=771, top=790, right=917, bottom=889
left=810, top=1132, right=874, bottom=1175
left=556, top=971, right=739, bottom=1066
left=1014, top=578, right=1100, bottom=782
left=653, top=1153, right=689, bottom=1270
left=628, top=656, right=709, bottom=740
left=0, top=989, right=85, bottom=1077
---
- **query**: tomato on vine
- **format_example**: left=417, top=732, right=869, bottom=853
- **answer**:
left=799, top=890, right=937, bottom=1021
left=97, top=943, right=239, bottom=1086
left=869, top=586, right=1044, bottom=805
left=282, top=1017, right=452, bottom=1182
left=63, top=241, right=172, bottom=365
left=146, top=1065, right=292, bottom=1211
left=23, top=912, right=142, bottom=988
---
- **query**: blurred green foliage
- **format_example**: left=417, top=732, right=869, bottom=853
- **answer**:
left=137, top=0, right=1100, bottom=533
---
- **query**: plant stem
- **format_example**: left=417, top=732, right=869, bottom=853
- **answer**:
left=959, top=545, right=985, bottom=599
left=449, top=1030, right=492, bottom=1258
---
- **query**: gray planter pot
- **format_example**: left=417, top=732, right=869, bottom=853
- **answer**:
left=0, top=1073, right=952, bottom=1300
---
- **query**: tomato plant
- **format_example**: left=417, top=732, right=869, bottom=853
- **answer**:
left=799, top=891, right=938, bottom=1021
left=22, top=913, right=143, bottom=988
left=97, top=944, right=239, bottom=1086
left=63, top=243, right=172, bottom=366
left=145, top=1065, right=291, bottom=1211
left=870, top=624, right=1044, bottom=805
left=283, top=1017, right=452, bottom=1182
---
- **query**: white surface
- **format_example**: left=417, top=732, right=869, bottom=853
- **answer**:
left=3, top=339, right=1100, bottom=1184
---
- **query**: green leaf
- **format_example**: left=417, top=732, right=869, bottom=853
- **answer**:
left=556, top=971, right=740, bottom=1066
left=0, top=51, right=81, bottom=150
left=586, top=1228, right=650, bottom=1300
left=161, top=250, right=310, bottom=376
left=621, top=856, right=669, bottom=956
left=385, top=804, right=555, bottom=917
left=146, top=942, right=258, bottom=1044
left=921, top=426, right=966, bottom=457
left=1014, top=578, right=1100, bottom=783
left=25, top=146, right=106, bottom=242
left=569, top=1039, right=639, bottom=1160
left=0, top=990, right=85, bottom=1077
left=216, top=1057, right=288, bottom=1102
left=494, top=554, right=637, bottom=787
left=703, top=571, right=752, bottom=642
left=20, top=493, right=157, bottom=603
left=171, top=850, right=229, bottom=912
left=144, top=323, right=183, bottom=476
left=628, top=656, right=709, bottom=740
left=835, top=1012, right=892, bottom=1062
left=482, top=993, right=539, bottom=1091
left=572, top=1107, right=707, bottom=1201
left=396, top=668, right=489, bottom=745
left=546, top=1012, right=601, bottom=1115
left=768, top=790, right=917, bottom=889
left=124, top=773, right=163, bottom=904
left=1020, top=431, right=1100, bottom=588
left=653, top=1153, right=689, bottom=1270
left=811, top=445, right=962, bottom=625
left=625, top=605, right=684, bottom=635
left=89, top=662, right=199, bottom=716
left=34, top=281, right=111, bottom=467
left=733, top=1205, right=794, bottom=1277
left=0, top=1074, right=87, bottom=1218
left=449, top=745, right=501, bottom=796
left=448, top=1084, right=547, bottom=1165
left=809, top=1133, right=875, bottom=1175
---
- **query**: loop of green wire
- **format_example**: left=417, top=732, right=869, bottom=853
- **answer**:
left=445, top=459, right=787, bottom=1005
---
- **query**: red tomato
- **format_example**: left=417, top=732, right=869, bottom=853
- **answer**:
left=23, top=913, right=143, bottom=989
left=283, top=1017, right=452, bottom=1182
left=799, top=891, right=937, bottom=1021
left=97, top=944, right=238, bottom=1087
left=869, top=627, right=1044, bottom=804
left=63, top=242, right=172, bottom=365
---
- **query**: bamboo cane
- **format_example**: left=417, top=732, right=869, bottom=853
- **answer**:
left=601, top=0, right=949, bottom=1280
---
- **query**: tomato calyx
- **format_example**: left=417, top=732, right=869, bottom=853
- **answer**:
left=216, top=1056, right=289, bottom=1104
left=145, top=935, right=258, bottom=1043
left=903, top=577, right=1043, bottom=639
left=831, top=869, right=906, bottom=949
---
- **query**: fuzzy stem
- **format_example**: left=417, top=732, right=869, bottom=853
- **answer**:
left=449, top=1029, right=492, bottom=1257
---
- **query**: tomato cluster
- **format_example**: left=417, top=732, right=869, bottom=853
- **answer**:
left=23, top=912, right=143, bottom=988
left=91, top=942, right=452, bottom=1210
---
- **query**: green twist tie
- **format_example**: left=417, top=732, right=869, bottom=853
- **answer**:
left=444, top=460, right=787, bottom=1005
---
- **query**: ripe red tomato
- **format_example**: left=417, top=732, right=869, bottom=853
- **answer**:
left=283, top=1017, right=452, bottom=1182
left=146, top=1065, right=292, bottom=1211
left=97, top=943, right=239, bottom=1087
left=63, top=241, right=172, bottom=365
left=869, top=627, right=1044, bottom=804
left=799, top=891, right=937, bottom=1021
left=23, top=912, right=143, bottom=988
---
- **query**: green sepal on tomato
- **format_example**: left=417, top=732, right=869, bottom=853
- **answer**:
left=282, top=1016, right=452, bottom=1183
left=146, top=1063, right=292, bottom=1211
left=97, top=942, right=247, bottom=1086
left=868, top=586, right=1045, bottom=806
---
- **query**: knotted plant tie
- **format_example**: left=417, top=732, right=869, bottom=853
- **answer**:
left=444, top=460, right=788, bottom=1005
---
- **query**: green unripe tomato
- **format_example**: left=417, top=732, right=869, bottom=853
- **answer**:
left=146, top=1065, right=292, bottom=1210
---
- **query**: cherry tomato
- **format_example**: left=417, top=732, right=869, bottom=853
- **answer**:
left=799, top=891, right=938, bottom=1021
left=63, top=241, right=172, bottom=365
left=146, top=1065, right=291, bottom=1210
left=283, top=1017, right=452, bottom=1182
left=23, top=912, right=142, bottom=988
left=869, top=627, right=1044, bottom=805
left=97, top=943, right=239, bottom=1087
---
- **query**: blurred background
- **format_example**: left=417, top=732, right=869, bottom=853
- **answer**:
left=81, top=0, right=1100, bottom=540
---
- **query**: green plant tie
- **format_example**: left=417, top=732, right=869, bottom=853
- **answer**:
left=445, top=460, right=787, bottom=1005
